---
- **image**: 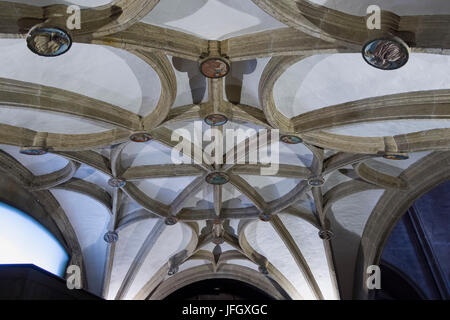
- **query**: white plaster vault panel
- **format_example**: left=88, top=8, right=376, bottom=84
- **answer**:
left=371, top=151, right=432, bottom=172
left=240, top=175, right=301, bottom=203
left=225, top=58, right=271, bottom=109
left=278, top=143, right=314, bottom=167
left=309, top=0, right=450, bottom=16
left=222, top=184, right=255, bottom=209
left=182, top=184, right=215, bottom=210
left=330, top=189, right=385, bottom=237
left=179, top=259, right=210, bottom=273
left=230, top=259, right=258, bottom=271
left=279, top=213, right=337, bottom=300
left=289, top=198, right=316, bottom=216
left=51, top=189, right=110, bottom=295
left=121, top=140, right=191, bottom=168
left=245, top=220, right=315, bottom=299
left=324, top=120, right=450, bottom=137
left=0, top=108, right=114, bottom=134
left=6, top=1, right=112, bottom=7
left=201, top=241, right=234, bottom=253
left=0, top=144, right=69, bottom=175
left=108, top=218, right=159, bottom=299
left=322, top=170, right=353, bottom=194
left=141, top=0, right=286, bottom=40
left=274, top=53, right=450, bottom=117
left=74, top=164, right=114, bottom=195
left=135, top=176, right=198, bottom=205
left=169, top=55, right=209, bottom=108
left=361, top=152, right=432, bottom=178
left=0, top=40, right=161, bottom=116
left=125, top=222, right=193, bottom=299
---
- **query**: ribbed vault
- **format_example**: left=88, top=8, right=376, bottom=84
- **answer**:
left=0, top=0, right=449, bottom=300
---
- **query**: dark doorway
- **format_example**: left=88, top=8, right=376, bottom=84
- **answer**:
left=164, top=278, right=275, bottom=300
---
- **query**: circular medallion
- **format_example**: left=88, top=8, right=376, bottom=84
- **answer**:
left=108, top=178, right=126, bottom=188
left=165, top=216, right=178, bottom=226
left=104, top=231, right=119, bottom=243
left=308, top=177, right=325, bottom=187
left=19, top=146, right=47, bottom=156
left=26, top=27, right=72, bottom=57
left=204, top=114, right=228, bottom=127
left=205, top=172, right=230, bottom=185
left=168, top=266, right=179, bottom=276
left=258, top=266, right=269, bottom=275
left=280, top=135, right=303, bottom=144
left=129, top=132, right=152, bottom=143
left=362, top=38, right=409, bottom=70
left=259, top=213, right=272, bottom=222
left=318, top=230, right=334, bottom=241
left=200, top=58, right=230, bottom=78
left=383, top=153, right=409, bottom=160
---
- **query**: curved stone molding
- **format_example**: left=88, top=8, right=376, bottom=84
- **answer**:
left=122, top=164, right=203, bottom=181
left=322, top=179, right=381, bottom=224
left=1, top=1, right=449, bottom=300
left=224, top=27, right=348, bottom=61
left=302, top=129, right=450, bottom=154
left=54, top=150, right=112, bottom=176
left=88, top=23, right=208, bottom=61
left=148, top=264, right=285, bottom=300
left=115, top=219, right=166, bottom=300
left=122, top=182, right=169, bottom=218
left=29, top=161, right=80, bottom=191
left=169, top=175, right=207, bottom=216
left=0, top=78, right=141, bottom=130
left=324, top=152, right=375, bottom=174
left=354, top=162, right=408, bottom=190
left=0, top=1, right=161, bottom=39
left=291, top=89, right=450, bottom=133
left=177, top=207, right=260, bottom=221
left=131, top=50, right=177, bottom=130
left=229, top=175, right=267, bottom=212
left=150, top=127, right=214, bottom=172
left=236, top=221, right=303, bottom=299
left=356, top=151, right=450, bottom=298
left=0, top=150, right=34, bottom=186
left=259, top=55, right=450, bottom=137
left=270, top=215, right=324, bottom=299
left=250, top=0, right=450, bottom=50
left=263, top=180, right=311, bottom=216
left=54, top=178, right=113, bottom=215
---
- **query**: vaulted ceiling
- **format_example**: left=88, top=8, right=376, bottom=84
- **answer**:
left=0, top=0, right=449, bottom=300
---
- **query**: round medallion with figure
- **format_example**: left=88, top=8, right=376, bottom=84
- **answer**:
left=204, top=114, right=228, bottom=126
left=108, top=178, right=126, bottom=188
left=383, top=153, right=409, bottom=160
left=280, top=135, right=303, bottom=144
left=362, top=38, right=409, bottom=70
left=19, top=146, right=48, bottom=156
left=27, top=27, right=72, bottom=57
left=258, top=213, right=272, bottom=222
left=308, top=177, right=325, bottom=187
left=104, top=231, right=119, bottom=243
left=165, top=216, right=178, bottom=226
left=200, top=58, right=230, bottom=78
left=318, top=230, right=334, bottom=241
left=129, top=132, right=152, bottom=143
left=206, top=172, right=230, bottom=185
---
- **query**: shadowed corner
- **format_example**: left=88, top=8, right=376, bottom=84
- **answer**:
left=225, top=59, right=257, bottom=104
left=172, top=56, right=207, bottom=104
